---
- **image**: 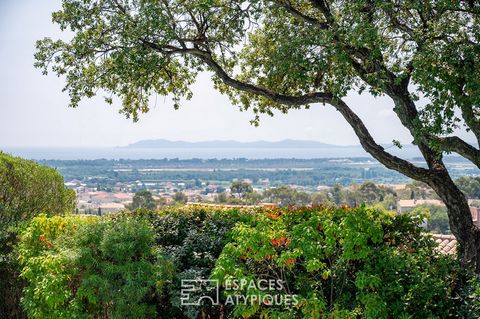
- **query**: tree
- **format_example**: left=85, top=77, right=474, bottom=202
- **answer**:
left=230, top=181, right=253, bottom=200
left=263, top=186, right=311, bottom=207
left=215, top=192, right=229, bottom=204
left=35, top=1, right=480, bottom=270
left=456, top=176, right=480, bottom=199
left=353, top=182, right=397, bottom=206
left=311, top=191, right=331, bottom=206
left=427, top=205, right=451, bottom=235
left=329, top=184, right=344, bottom=205
left=172, top=191, right=188, bottom=204
left=126, top=190, right=157, bottom=210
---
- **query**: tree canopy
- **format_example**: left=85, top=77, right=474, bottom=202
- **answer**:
left=230, top=180, right=253, bottom=199
left=35, top=0, right=480, bottom=270
left=0, top=152, right=76, bottom=225
left=126, top=190, right=157, bottom=210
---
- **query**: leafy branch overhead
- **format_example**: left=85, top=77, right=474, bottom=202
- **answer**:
left=35, top=0, right=480, bottom=270
left=35, top=0, right=480, bottom=168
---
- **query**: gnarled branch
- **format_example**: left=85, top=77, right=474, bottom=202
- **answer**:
left=436, top=136, right=480, bottom=168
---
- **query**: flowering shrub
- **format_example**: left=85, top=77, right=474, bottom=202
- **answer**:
left=16, top=206, right=480, bottom=318
left=212, top=206, right=476, bottom=318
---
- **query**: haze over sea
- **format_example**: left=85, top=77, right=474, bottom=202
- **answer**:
left=2, top=145, right=422, bottom=160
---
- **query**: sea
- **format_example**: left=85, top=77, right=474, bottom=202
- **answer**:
left=1, top=146, right=423, bottom=160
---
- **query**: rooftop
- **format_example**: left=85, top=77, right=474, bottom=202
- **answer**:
left=431, top=234, right=457, bottom=255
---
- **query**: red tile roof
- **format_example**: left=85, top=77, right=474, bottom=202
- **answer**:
left=431, top=234, right=457, bottom=255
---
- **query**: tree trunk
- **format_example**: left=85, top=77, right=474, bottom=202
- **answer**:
left=427, top=171, right=480, bottom=272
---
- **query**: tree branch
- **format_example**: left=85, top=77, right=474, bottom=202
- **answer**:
left=436, top=136, right=480, bottom=168
left=330, top=98, right=431, bottom=180
left=161, top=46, right=432, bottom=181
left=187, top=48, right=333, bottom=106
left=272, top=0, right=328, bottom=28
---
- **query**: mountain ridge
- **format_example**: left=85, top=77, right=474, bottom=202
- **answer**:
left=124, top=139, right=363, bottom=149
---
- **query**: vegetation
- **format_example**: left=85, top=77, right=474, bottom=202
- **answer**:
left=0, top=153, right=75, bottom=226
left=172, top=191, right=188, bottom=204
left=14, top=206, right=480, bottom=318
left=0, top=153, right=76, bottom=319
left=411, top=204, right=451, bottom=235
left=457, top=176, right=480, bottom=200
left=35, top=0, right=480, bottom=270
left=212, top=207, right=469, bottom=318
left=38, top=158, right=418, bottom=190
left=263, top=186, right=312, bottom=207
left=230, top=181, right=254, bottom=199
left=126, top=190, right=157, bottom=210
left=17, top=214, right=168, bottom=319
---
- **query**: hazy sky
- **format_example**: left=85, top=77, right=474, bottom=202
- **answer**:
left=0, top=1, right=473, bottom=148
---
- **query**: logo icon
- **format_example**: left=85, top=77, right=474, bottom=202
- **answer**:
left=180, top=279, right=220, bottom=306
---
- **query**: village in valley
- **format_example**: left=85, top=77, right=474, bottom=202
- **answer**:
left=59, top=157, right=480, bottom=237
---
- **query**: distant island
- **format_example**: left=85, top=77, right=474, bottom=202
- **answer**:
left=124, top=139, right=351, bottom=149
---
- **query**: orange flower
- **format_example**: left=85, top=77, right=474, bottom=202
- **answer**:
left=271, top=236, right=289, bottom=247
left=39, top=234, right=53, bottom=248
left=286, top=258, right=296, bottom=265
left=266, top=212, right=279, bottom=220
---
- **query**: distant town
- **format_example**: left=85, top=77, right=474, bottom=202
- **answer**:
left=33, top=156, right=480, bottom=235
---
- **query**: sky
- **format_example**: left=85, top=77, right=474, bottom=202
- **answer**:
left=0, top=1, right=474, bottom=148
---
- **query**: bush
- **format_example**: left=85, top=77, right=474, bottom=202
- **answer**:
left=18, top=214, right=171, bottom=319
left=120, top=206, right=258, bottom=318
left=211, top=206, right=479, bottom=318
left=0, top=153, right=76, bottom=319
left=0, top=152, right=75, bottom=225
left=15, top=206, right=480, bottom=318
left=17, top=215, right=92, bottom=319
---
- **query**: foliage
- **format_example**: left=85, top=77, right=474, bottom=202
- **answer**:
left=172, top=191, right=188, bottom=204
left=427, top=205, right=451, bottom=234
left=17, top=214, right=170, bottom=319
left=212, top=206, right=475, bottom=318
left=230, top=181, right=254, bottom=200
left=37, top=158, right=416, bottom=188
left=456, top=176, right=480, bottom=200
left=123, top=206, right=258, bottom=318
left=32, top=0, right=480, bottom=151
left=0, top=152, right=76, bottom=225
left=12, top=206, right=480, bottom=318
left=17, top=215, right=93, bottom=319
left=341, top=182, right=397, bottom=208
left=263, top=186, right=311, bottom=207
left=34, top=0, right=480, bottom=270
left=126, top=190, right=157, bottom=210
left=0, top=152, right=76, bottom=319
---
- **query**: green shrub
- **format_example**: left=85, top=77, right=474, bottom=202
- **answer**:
left=0, top=152, right=75, bottom=225
left=0, top=153, right=76, bottom=319
left=16, top=206, right=480, bottom=318
left=17, top=215, right=95, bottom=319
left=18, top=214, right=171, bottom=319
left=211, top=206, right=478, bottom=318
left=119, top=206, right=258, bottom=318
